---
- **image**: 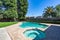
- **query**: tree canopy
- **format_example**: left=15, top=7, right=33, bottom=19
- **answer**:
left=43, top=4, right=60, bottom=18
left=0, top=0, right=28, bottom=21
left=55, top=4, right=60, bottom=17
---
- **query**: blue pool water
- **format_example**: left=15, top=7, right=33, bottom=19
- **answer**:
left=20, top=22, right=47, bottom=39
left=23, top=29, right=45, bottom=39
left=20, top=22, right=48, bottom=28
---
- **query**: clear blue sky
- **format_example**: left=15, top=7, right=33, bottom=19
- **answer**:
left=26, top=0, right=60, bottom=17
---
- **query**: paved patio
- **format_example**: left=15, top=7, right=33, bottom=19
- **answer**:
left=0, top=28, right=11, bottom=40
left=0, top=22, right=60, bottom=40
left=6, top=22, right=33, bottom=40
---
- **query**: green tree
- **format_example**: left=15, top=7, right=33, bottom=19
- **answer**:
left=0, top=0, right=28, bottom=21
left=17, top=0, right=28, bottom=20
left=43, top=6, right=56, bottom=18
left=0, top=1, right=3, bottom=19
left=0, top=9, right=3, bottom=19
left=0, top=0, right=18, bottom=21
left=55, top=4, right=60, bottom=17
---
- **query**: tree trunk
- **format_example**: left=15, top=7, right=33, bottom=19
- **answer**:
left=14, top=18, right=17, bottom=22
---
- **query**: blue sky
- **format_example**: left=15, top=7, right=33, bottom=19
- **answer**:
left=26, top=0, right=60, bottom=17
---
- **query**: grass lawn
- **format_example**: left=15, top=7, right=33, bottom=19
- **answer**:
left=0, top=22, right=18, bottom=28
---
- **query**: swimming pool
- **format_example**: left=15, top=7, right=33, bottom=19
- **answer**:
left=20, top=22, right=47, bottom=40
left=20, top=22, right=48, bottom=28
left=23, top=29, right=45, bottom=39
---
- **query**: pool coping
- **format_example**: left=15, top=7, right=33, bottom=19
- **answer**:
left=19, top=22, right=51, bottom=31
left=40, top=23, right=60, bottom=31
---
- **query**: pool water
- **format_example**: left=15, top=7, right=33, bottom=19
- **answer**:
left=20, top=22, right=47, bottom=39
left=20, top=22, right=48, bottom=28
left=23, top=29, right=46, bottom=39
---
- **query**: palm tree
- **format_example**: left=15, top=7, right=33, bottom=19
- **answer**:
left=43, top=6, right=56, bottom=18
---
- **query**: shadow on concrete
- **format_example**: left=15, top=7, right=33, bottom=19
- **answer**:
left=40, top=25, right=60, bottom=40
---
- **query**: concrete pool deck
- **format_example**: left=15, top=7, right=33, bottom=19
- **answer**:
left=0, top=28, right=11, bottom=40
left=0, top=22, right=60, bottom=40
left=6, top=22, right=33, bottom=40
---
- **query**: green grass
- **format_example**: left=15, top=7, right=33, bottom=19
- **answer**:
left=0, top=22, right=18, bottom=28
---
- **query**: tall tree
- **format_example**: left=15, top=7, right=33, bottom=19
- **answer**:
left=0, top=0, right=18, bottom=21
left=0, top=0, right=28, bottom=21
left=17, top=0, right=28, bottom=20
